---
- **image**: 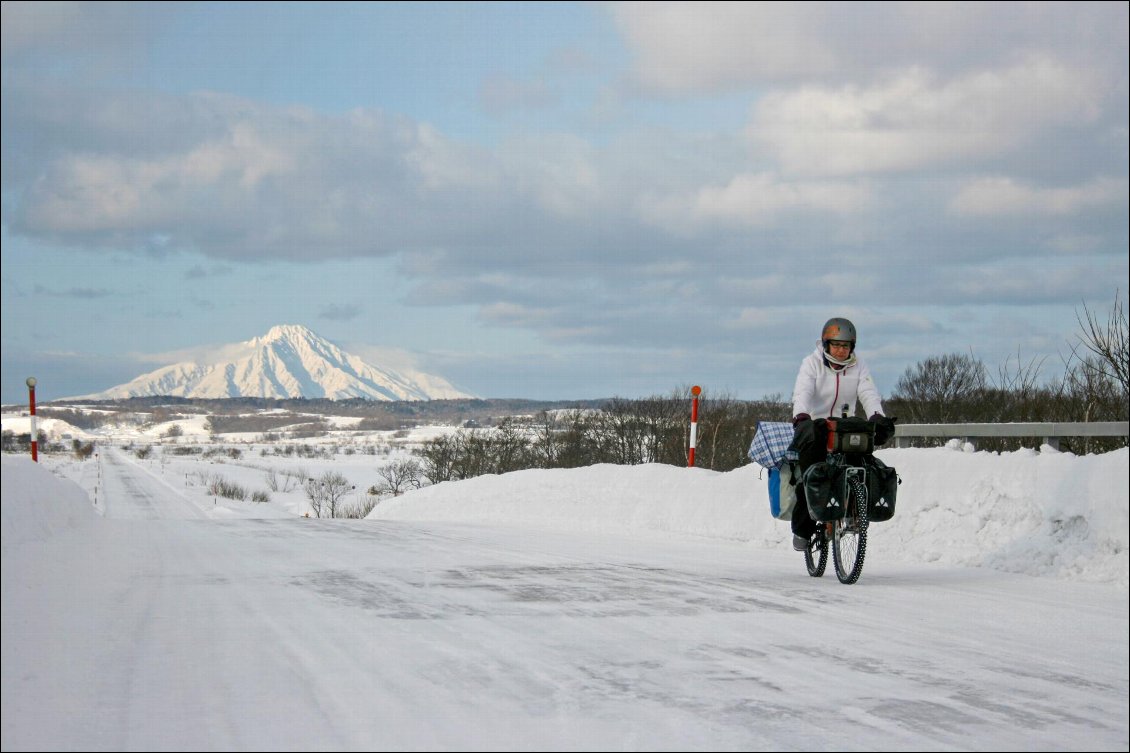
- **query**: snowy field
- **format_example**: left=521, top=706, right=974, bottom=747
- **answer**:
left=2, top=410, right=1128, bottom=751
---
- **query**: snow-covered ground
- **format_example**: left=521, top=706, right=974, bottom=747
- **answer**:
left=15, top=422, right=1126, bottom=584
left=2, top=425, right=1128, bottom=750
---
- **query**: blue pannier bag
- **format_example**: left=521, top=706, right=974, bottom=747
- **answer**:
left=750, top=422, right=799, bottom=520
left=768, top=462, right=799, bottom=520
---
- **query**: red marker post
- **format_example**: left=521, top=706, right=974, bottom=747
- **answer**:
left=27, top=377, right=38, bottom=462
left=688, top=385, right=701, bottom=467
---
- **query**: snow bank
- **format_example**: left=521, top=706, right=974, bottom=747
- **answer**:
left=370, top=446, right=1130, bottom=586
left=1, top=456, right=99, bottom=554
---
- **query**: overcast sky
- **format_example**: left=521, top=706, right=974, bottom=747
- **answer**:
left=2, top=1, right=1127, bottom=404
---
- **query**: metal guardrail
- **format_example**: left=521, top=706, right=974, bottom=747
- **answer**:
left=892, top=421, right=1129, bottom=450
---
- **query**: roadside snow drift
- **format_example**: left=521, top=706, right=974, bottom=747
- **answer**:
left=368, top=446, right=1130, bottom=585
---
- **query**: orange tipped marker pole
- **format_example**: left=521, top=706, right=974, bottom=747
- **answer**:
left=688, top=385, right=701, bottom=467
left=27, top=377, right=38, bottom=462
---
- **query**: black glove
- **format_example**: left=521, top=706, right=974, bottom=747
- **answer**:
left=869, top=414, right=897, bottom=446
left=792, top=413, right=811, bottom=427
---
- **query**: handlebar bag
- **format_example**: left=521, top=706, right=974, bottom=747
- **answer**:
left=825, top=416, right=875, bottom=454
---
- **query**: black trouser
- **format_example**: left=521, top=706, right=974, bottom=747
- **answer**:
left=789, top=419, right=828, bottom=539
left=791, top=484, right=817, bottom=538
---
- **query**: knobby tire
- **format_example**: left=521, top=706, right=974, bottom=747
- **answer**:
left=833, top=476, right=869, bottom=584
left=805, top=528, right=828, bottom=577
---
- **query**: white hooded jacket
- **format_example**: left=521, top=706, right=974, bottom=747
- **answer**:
left=792, top=347, right=884, bottom=419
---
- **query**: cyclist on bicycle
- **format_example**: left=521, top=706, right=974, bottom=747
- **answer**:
left=789, top=317, right=894, bottom=550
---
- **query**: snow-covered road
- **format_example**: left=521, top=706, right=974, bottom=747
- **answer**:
left=4, top=449, right=1127, bottom=751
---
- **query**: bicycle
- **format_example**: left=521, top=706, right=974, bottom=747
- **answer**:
left=801, top=414, right=895, bottom=585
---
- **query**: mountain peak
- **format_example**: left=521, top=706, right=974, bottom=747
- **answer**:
left=259, top=324, right=316, bottom=342
left=72, top=325, right=474, bottom=401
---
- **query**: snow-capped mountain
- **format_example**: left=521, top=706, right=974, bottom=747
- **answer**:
left=75, top=325, right=474, bottom=401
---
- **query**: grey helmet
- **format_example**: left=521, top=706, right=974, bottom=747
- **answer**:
left=821, top=317, right=857, bottom=353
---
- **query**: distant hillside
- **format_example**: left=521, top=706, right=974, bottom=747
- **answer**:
left=41, top=396, right=610, bottom=430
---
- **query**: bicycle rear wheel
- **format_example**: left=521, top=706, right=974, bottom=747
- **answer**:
left=832, top=477, right=869, bottom=584
left=804, top=527, right=828, bottom=577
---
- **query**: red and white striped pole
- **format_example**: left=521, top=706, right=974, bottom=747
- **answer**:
left=27, top=377, right=38, bottom=463
left=688, top=385, right=701, bottom=467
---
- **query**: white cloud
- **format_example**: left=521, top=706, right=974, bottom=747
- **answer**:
left=950, top=260, right=1103, bottom=301
left=640, top=172, right=872, bottom=231
left=404, top=123, right=498, bottom=192
left=612, top=2, right=1127, bottom=93
left=949, top=176, right=1128, bottom=217
left=496, top=133, right=603, bottom=217
left=345, top=344, right=426, bottom=375
left=696, top=172, right=872, bottom=223
left=23, top=122, right=299, bottom=235
left=612, top=2, right=836, bottom=93
left=752, top=59, right=1105, bottom=176
left=729, top=305, right=803, bottom=330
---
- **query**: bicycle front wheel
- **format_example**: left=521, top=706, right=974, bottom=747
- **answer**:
left=833, top=476, right=869, bottom=584
left=805, top=527, right=828, bottom=577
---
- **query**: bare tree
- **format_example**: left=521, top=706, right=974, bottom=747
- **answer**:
left=1073, top=291, right=1129, bottom=410
left=547, top=411, right=600, bottom=469
left=595, top=398, right=651, bottom=465
left=303, top=478, right=324, bottom=518
left=698, top=390, right=739, bottom=471
left=418, top=433, right=460, bottom=483
left=304, top=470, right=353, bottom=518
left=988, top=350, right=1050, bottom=422
left=375, top=458, right=424, bottom=497
left=489, top=418, right=534, bottom=474
left=891, top=352, right=989, bottom=423
left=72, top=439, right=95, bottom=461
left=529, top=411, right=562, bottom=468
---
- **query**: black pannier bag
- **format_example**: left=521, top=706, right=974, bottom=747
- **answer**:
left=802, top=461, right=848, bottom=521
left=865, top=456, right=900, bottom=522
